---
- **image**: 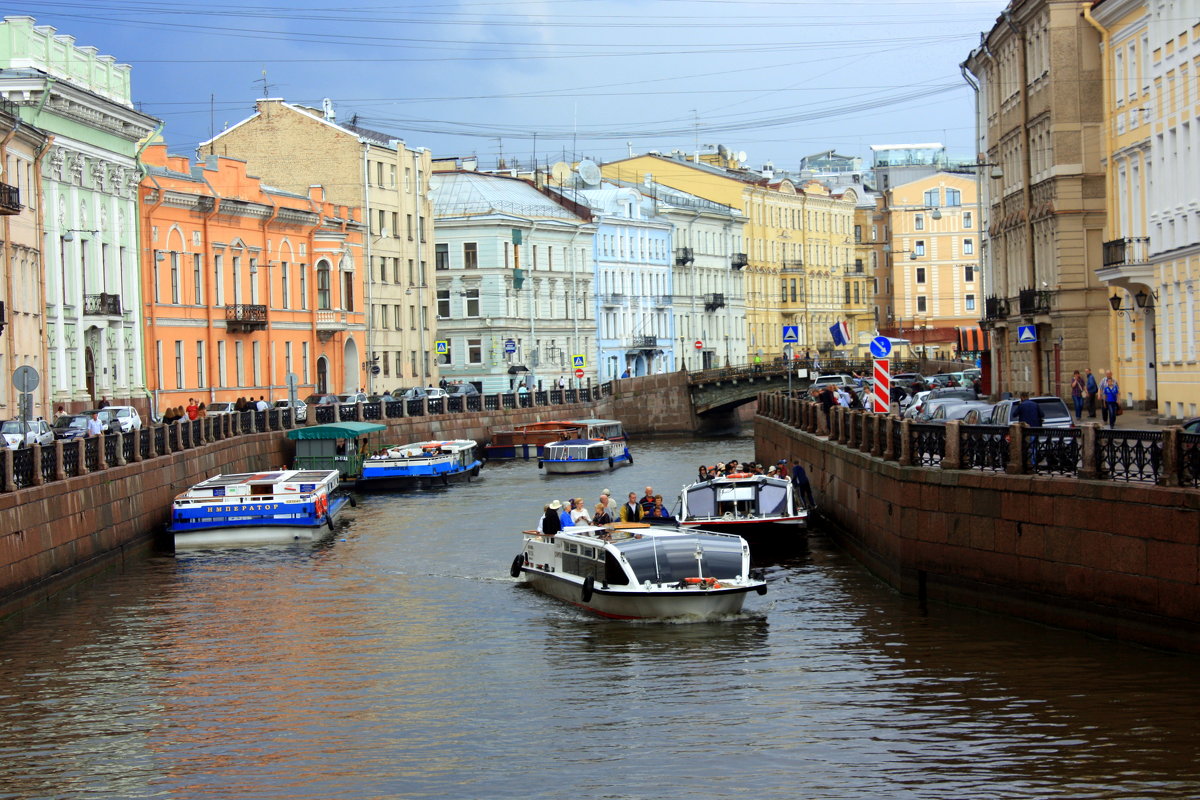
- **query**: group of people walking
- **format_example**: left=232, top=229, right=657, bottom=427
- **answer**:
left=1069, top=368, right=1122, bottom=427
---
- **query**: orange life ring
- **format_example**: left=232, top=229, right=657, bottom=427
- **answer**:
left=726, top=472, right=750, bottom=479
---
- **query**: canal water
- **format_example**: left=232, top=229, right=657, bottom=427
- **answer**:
left=1, top=434, right=1199, bottom=800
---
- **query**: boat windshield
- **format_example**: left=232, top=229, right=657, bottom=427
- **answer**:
left=615, top=534, right=743, bottom=582
left=686, top=479, right=790, bottom=517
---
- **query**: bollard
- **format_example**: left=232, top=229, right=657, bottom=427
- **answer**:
left=1006, top=423, right=1026, bottom=475
left=941, top=420, right=962, bottom=470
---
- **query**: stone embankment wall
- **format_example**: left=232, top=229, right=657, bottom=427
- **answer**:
left=755, top=397, right=1200, bottom=654
left=0, top=373, right=696, bottom=621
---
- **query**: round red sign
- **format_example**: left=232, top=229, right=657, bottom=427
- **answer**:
left=575, top=368, right=585, bottom=378
left=694, top=340, right=704, bottom=349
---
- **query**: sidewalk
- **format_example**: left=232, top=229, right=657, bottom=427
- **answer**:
left=1076, top=407, right=1168, bottom=429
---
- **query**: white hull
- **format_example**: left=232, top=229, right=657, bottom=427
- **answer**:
left=173, top=520, right=335, bottom=548
left=541, top=458, right=631, bottom=475
left=521, top=569, right=753, bottom=619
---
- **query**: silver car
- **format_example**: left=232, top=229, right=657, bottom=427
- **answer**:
left=274, top=399, right=308, bottom=422
left=2, top=418, right=55, bottom=449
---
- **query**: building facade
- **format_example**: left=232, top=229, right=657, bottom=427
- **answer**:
left=965, top=1, right=1109, bottom=398
left=430, top=171, right=596, bottom=392
left=0, top=16, right=160, bottom=412
left=0, top=97, right=49, bottom=418
left=199, top=98, right=437, bottom=393
left=139, top=145, right=366, bottom=411
left=1091, top=0, right=1200, bottom=417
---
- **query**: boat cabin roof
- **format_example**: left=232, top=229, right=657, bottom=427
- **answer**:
left=180, top=469, right=338, bottom=499
left=286, top=422, right=387, bottom=440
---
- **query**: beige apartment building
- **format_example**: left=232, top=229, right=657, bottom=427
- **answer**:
left=964, top=0, right=1109, bottom=398
left=200, top=99, right=438, bottom=392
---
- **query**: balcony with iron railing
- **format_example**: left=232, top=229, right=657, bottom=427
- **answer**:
left=83, top=293, right=121, bottom=316
left=983, top=295, right=1009, bottom=322
left=1098, top=236, right=1153, bottom=286
left=631, top=335, right=657, bottom=349
left=0, top=182, right=19, bottom=215
left=602, top=293, right=627, bottom=307
left=675, top=247, right=694, bottom=265
left=225, top=303, right=268, bottom=331
left=704, top=292, right=726, bottom=311
left=731, top=252, right=748, bottom=269
left=780, top=259, right=805, bottom=273
left=1018, top=288, right=1052, bottom=316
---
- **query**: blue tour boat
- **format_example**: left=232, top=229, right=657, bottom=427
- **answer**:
left=359, top=439, right=483, bottom=488
left=539, top=438, right=633, bottom=475
left=169, top=469, right=349, bottom=547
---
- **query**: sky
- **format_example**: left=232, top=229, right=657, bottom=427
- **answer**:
left=10, top=0, right=1005, bottom=172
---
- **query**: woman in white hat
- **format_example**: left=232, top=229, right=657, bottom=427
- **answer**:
left=542, top=500, right=563, bottom=537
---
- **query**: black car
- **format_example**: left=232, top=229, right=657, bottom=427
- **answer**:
left=52, top=409, right=120, bottom=440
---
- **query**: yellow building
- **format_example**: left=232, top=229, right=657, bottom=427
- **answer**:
left=1089, top=0, right=1199, bottom=418
left=881, top=172, right=983, bottom=357
left=602, top=153, right=856, bottom=358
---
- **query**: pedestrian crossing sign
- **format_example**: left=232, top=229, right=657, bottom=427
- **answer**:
left=782, top=325, right=800, bottom=343
left=435, top=340, right=449, bottom=354
left=573, top=354, right=586, bottom=368
left=1017, top=325, right=1037, bottom=344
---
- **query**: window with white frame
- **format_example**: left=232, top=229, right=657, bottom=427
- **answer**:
left=965, top=294, right=976, bottom=311
left=467, top=338, right=482, bottom=364
left=463, top=288, right=480, bottom=317
left=436, top=289, right=450, bottom=318
left=963, top=238, right=974, bottom=255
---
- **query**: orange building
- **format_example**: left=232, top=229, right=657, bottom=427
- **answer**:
left=139, top=144, right=366, bottom=412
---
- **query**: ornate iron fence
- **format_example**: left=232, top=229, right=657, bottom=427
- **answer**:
left=466, top=395, right=482, bottom=412
left=84, top=438, right=100, bottom=471
left=63, top=440, right=80, bottom=477
left=122, top=431, right=135, bottom=463
left=140, top=430, right=151, bottom=460
left=12, top=448, right=34, bottom=488
left=891, top=420, right=903, bottom=459
left=519, top=393, right=533, bottom=408
left=910, top=423, right=945, bottom=466
left=363, top=402, right=382, bottom=420
left=41, top=444, right=59, bottom=483
left=485, top=394, right=500, bottom=411
left=1182, top=433, right=1200, bottom=488
left=1026, top=428, right=1081, bottom=476
left=447, top=396, right=463, bottom=413
left=104, top=433, right=119, bottom=465
left=407, top=399, right=425, bottom=417
left=154, top=426, right=166, bottom=455
left=550, top=390, right=564, bottom=405
left=337, top=404, right=358, bottom=422
left=565, top=389, right=578, bottom=404
left=180, top=421, right=192, bottom=449
left=315, top=405, right=335, bottom=424
left=384, top=401, right=404, bottom=418
left=427, top=398, right=444, bottom=415
left=1097, top=429, right=1163, bottom=483
left=535, top=391, right=548, bottom=405
left=962, top=425, right=1009, bottom=472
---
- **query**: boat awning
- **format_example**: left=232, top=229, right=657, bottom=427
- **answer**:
left=286, top=421, right=388, bottom=440
left=957, top=326, right=990, bottom=352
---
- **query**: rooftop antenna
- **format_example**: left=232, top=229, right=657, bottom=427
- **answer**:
left=255, top=69, right=276, bottom=99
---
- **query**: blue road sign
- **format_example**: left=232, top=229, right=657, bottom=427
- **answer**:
left=504, top=339, right=516, bottom=353
left=1017, top=325, right=1037, bottom=344
left=572, top=354, right=586, bottom=368
left=870, top=336, right=893, bottom=359
left=782, top=325, right=800, bottom=343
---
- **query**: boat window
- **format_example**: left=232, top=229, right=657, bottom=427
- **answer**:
left=618, top=535, right=743, bottom=582
left=685, top=485, right=717, bottom=517
left=565, top=543, right=578, bottom=554
left=758, top=484, right=789, bottom=516
left=562, top=552, right=605, bottom=581
left=249, top=484, right=274, bottom=496
left=604, top=552, right=630, bottom=586
left=716, top=486, right=755, bottom=502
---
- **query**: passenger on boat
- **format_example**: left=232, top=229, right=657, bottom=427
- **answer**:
left=648, top=495, right=672, bottom=520
left=600, top=489, right=618, bottom=516
left=570, top=498, right=591, bottom=525
left=543, top=501, right=563, bottom=537
left=698, top=464, right=711, bottom=481
left=559, top=500, right=574, bottom=529
left=593, top=503, right=613, bottom=525
left=620, top=492, right=643, bottom=522
left=638, top=486, right=656, bottom=515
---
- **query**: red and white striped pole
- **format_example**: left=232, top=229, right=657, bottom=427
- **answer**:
left=872, top=358, right=890, bottom=413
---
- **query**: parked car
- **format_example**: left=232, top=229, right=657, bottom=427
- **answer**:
left=926, top=386, right=979, bottom=402
left=811, top=374, right=855, bottom=389
left=424, top=387, right=448, bottom=400
left=337, top=392, right=368, bottom=404
left=304, top=393, right=340, bottom=406
left=274, top=399, right=307, bottom=422
left=891, top=373, right=925, bottom=391
left=53, top=410, right=121, bottom=440
left=103, top=405, right=143, bottom=432
left=397, top=386, right=427, bottom=401
left=913, top=397, right=975, bottom=422
left=991, top=396, right=1073, bottom=428
left=927, top=372, right=968, bottom=388
left=962, top=405, right=997, bottom=425
left=1183, top=417, right=1200, bottom=433
left=445, top=382, right=480, bottom=397
left=3, top=418, right=55, bottom=449
left=206, top=401, right=237, bottom=415
left=927, top=401, right=994, bottom=424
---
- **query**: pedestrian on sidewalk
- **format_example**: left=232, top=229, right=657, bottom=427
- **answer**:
left=1070, top=370, right=1085, bottom=421
left=1085, top=368, right=1098, bottom=418
left=1101, top=372, right=1120, bottom=428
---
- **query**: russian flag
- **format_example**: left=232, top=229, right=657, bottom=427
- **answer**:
left=829, top=320, right=850, bottom=347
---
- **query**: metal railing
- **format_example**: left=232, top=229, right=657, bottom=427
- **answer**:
left=83, top=293, right=122, bottom=316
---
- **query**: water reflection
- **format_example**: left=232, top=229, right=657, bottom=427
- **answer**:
left=0, top=434, right=1197, bottom=799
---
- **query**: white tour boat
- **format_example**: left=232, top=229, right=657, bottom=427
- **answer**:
left=677, top=472, right=807, bottom=539
left=511, top=523, right=766, bottom=619
left=539, top=438, right=632, bottom=474
left=168, top=469, right=349, bottom=547
left=360, top=439, right=483, bottom=488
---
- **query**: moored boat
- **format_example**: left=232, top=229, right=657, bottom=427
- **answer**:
left=511, top=523, right=766, bottom=619
left=677, top=472, right=807, bottom=538
left=485, top=420, right=587, bottom=460
left=359, top=439, right=483, bottom=488
left=168, top=469, right=349, bottom=547
left=539, top=438, right=632, bottom=474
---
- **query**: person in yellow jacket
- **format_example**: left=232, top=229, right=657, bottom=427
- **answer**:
left=619, top=492, right=643, bottom=522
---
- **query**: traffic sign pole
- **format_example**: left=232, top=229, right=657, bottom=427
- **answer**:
left=872, top=358, right=890, bottom=413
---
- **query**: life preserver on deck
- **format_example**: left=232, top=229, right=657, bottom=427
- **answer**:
left=684, top=576, right=720, bottom=589
left=756, top=584, right=768, bottom=596
left=315, top=494, right=328, bottom=516
left=727, top=472, right=750, bottom=479
left=581, top=576, right=595, bottom=603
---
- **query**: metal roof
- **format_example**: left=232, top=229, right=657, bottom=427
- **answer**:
left=286, top=421, right=387, bottom=439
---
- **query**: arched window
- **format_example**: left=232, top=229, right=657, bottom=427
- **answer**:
left=317, top=260, right=331, bottom=309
